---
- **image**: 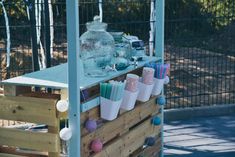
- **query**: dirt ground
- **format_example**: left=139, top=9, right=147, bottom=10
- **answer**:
left=165, top=45, right=235, bottom=108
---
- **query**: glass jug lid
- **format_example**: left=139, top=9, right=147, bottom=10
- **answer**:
left=86, top=16, right=107, bottom=31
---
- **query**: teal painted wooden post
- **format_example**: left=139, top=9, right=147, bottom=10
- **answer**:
left=66, top=0, right=81, bottom=157
left=155, top=0, right=165, bottom=60
left=155, top=0, right=165, bottom=157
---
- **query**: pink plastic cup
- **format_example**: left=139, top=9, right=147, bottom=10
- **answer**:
left=142, top=67, right=155, bottom=85
left=125, top=74, right=139, bottom=92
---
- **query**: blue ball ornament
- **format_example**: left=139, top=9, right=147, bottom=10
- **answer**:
left=157, top=96, right=166, bottom=106
left=152, top=116, right=161, bottom=126
left=144, top=137, right=156, bottom=146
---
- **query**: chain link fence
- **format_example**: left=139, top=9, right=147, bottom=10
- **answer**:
left=0, top=0, right=234, bottom=108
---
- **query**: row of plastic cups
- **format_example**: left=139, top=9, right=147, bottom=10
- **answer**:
left=121, top=77, right=168, bottom=112
left=121, top=73, right=169, bottom=110
left=100, top=75, right=168, bottom=121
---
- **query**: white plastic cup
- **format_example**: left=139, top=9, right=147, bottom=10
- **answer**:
left=120, top=90, right=139, bottom=111
left=152, top=78, right=165, bottom=96
left=137, top=80, right=154, bottom=102
left=100, top=97, right=122, bottom=121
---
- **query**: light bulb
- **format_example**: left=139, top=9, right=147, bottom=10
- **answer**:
left=56, top=100, right=69, bottom=112
left=59, top=127, right=72, bottom=141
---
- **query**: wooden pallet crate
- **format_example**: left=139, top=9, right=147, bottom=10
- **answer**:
left=80, top=97, right=161, bottom=157
left=0, top=83, right=162, bottom=157
left=0, top=87, right=61, bottom=157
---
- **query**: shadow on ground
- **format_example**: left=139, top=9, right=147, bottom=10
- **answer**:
left=164, top=115, right=235, bottom=157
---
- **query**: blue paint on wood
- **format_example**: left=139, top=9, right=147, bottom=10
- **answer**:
left=81, top=97, right=100, bottom=112
left=2, top=57, right=161, bottom=90
left=66, top=0, right=81, bottom=156
left=155, top=0, right=165, bottom=157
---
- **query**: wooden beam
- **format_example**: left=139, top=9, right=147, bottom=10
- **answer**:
left=0, top=96, right=58, bottom=126
left=0, top=153, right=27, bottom=157
left=48, top=120, right=61, bottom=157
left=21, top=92, right=60, bottom=99
left=60, top=89, right=68, bottom=100
left=3, top=85, right=31, bottom=96
left=81, top=97, right=159, bottom=156
left=130, top=138, right=161, bottom=157
left=92, top=118, right=161, bottom=157
left=0, top=146, right=48, bottom=157
left=0, top=127, right=60, bottom=153
left=0, top=87, right=3, bottom=94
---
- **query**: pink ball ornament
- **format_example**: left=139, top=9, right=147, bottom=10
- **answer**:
left=91, top=139, right=103, bottom=153
left=85, top=120, right=97, bottom=132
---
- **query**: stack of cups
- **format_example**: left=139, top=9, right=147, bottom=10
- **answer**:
left=142, top=67, right=155, bottom=85
left=121, top=74, right=139, bottom=110
left=152, top=64, right=170, bottom=96
left=125, top=74, right=139, bottom=92
left=137, top=67, right=155, bottom=102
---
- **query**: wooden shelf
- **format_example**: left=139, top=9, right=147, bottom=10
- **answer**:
left=1, top=57, right=161, bottom=90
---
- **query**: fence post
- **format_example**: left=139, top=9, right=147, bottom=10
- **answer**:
left=28, top=0, right=40, bottom=71
left=44, top=0, right=51, bottom=68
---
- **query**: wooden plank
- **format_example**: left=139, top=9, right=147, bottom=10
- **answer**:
left=0, top=146, right=48, bottom=157
left=0, top=153, right=27, bottom=157
left=0, top=96, right=58, bottom=126
left=0, top=127, right=59, bottom=153
left=21, top=92, right=60, bottom=99
left=92, top=117, right=161, bottom=157
left=130, top=138, right=161, bottom=157
left=48, top=120, right=60, bottom=157
left=81, top=97, right=159, bottom=156
left=3, top=85, right=31, bottom=96
left=4, top=85, right=19, bottom=96
left=121, top=122, right=160, bottom=156
left=60, top=89, right=68, bottom=100
left=0, top=87, right=3, bottom=94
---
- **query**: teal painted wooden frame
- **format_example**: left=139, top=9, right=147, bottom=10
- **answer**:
left=155, top=0, right=165, bottom=157
left=66, top=0, right=165, bottom=156
left=66, top=0, right=81, bottom=156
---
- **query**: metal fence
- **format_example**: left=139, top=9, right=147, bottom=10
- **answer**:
left=164, top=0, right=235, bottom=108
left=0, top=0, right=234, bottom=108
